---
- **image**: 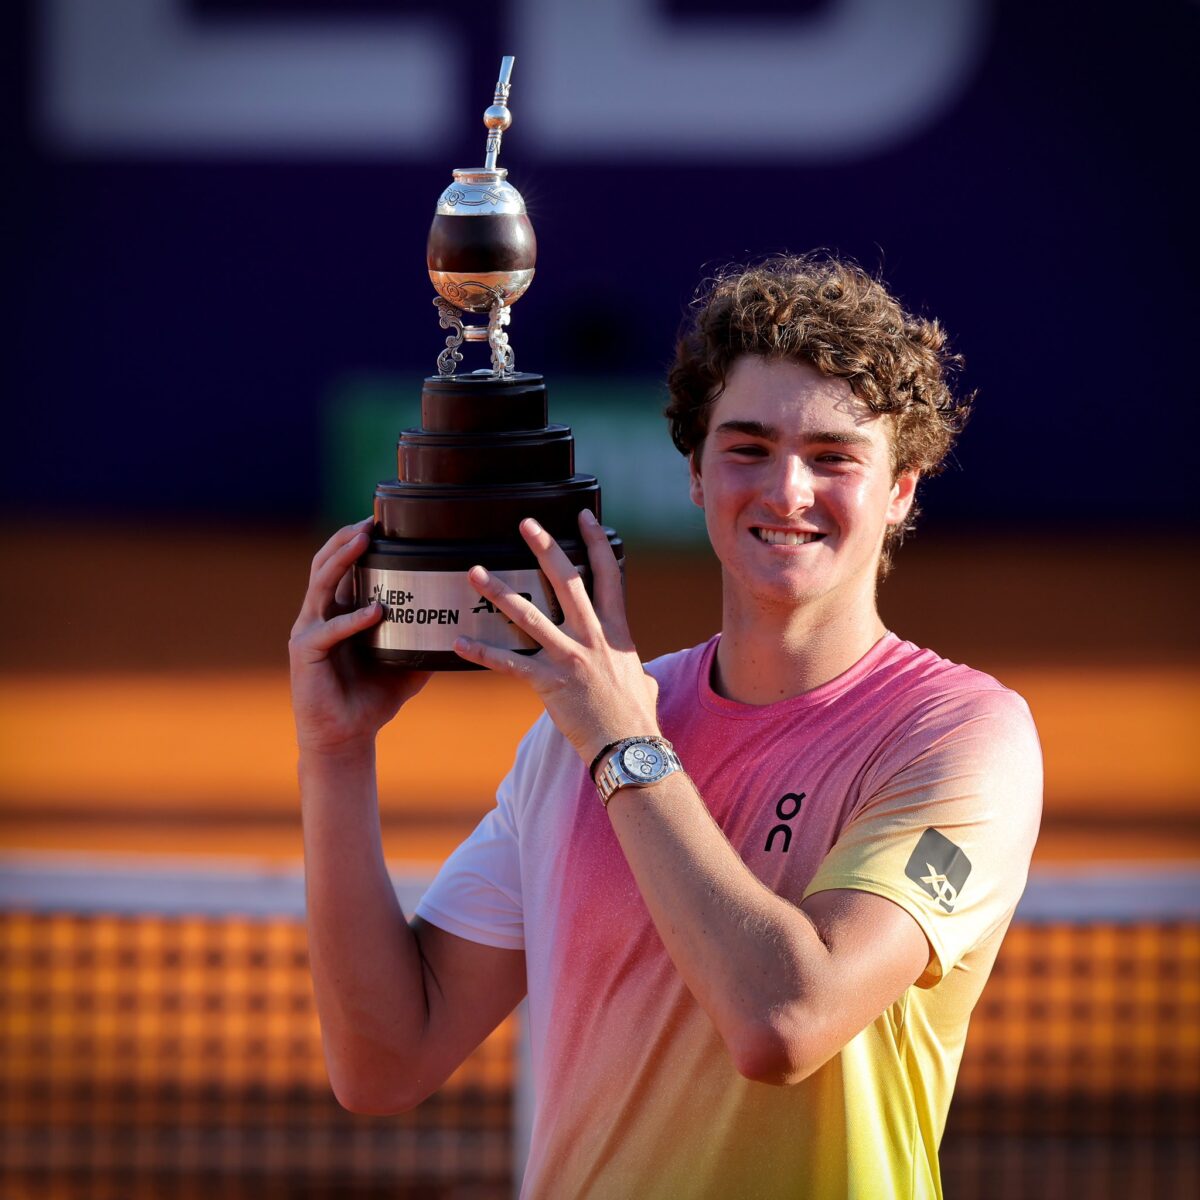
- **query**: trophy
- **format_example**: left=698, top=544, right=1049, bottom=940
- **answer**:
left=356, top=56, right=623, bottom=669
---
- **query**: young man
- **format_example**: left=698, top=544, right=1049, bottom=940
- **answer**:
left=290, top=254, right=1042, bottom=1199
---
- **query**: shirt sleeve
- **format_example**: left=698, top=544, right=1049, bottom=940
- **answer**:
left=802, top=685, right=1043, bottom=987
left=414, top=714, right=554, bottom=951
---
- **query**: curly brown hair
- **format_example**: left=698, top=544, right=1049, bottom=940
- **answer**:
left=665, top=253, right=972, bottom=577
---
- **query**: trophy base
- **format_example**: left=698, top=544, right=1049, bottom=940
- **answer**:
left=354, top=370, right=623, bottom=671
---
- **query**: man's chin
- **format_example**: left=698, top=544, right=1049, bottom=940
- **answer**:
left=730, top=563, right=882, bottom=616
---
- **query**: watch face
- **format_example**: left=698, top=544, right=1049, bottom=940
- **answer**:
left=620, top=742, right=667, bottom=781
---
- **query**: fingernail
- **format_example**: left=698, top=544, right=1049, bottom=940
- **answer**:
left=471, top=565, right=490, bottom=585
left=580, top=509, right=598, bottom=526
left=358, top=516, right=374, bottom=526
left=523, top=519, right=543, bottom=536
left=453, top=637, right=471, bottom=653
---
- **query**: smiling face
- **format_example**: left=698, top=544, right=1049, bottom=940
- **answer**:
left=689, top=356, right=918, bottom=622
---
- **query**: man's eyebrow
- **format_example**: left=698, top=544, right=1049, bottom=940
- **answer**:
left=711, top=420, right=875, bottom=449
left=712, top=419, right=779, bottom=440
left=805, top=429, right=876, bottom=449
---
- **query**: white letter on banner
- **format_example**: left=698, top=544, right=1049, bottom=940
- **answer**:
left=39, top=0, right=453, bottom=154
left=515, top=0, right=989, bottom=159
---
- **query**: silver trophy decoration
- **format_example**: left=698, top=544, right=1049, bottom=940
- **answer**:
left=427, top=56, right=536, bottom=378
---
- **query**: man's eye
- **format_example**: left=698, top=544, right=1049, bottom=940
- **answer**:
left=728, top=444, right=767, bottom=457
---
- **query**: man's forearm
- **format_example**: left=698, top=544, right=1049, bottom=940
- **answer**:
left=300, top=743, right=430, bottom=1112
left=603, top=772, right=928, bottom=1085
left=603, top=773, right=831, bottom=1079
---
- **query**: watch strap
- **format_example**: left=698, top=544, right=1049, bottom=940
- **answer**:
left=589, top=739, right=624, bottom=780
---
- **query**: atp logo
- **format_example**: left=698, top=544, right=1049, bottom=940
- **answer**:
left=904, top=828, right=971, bottom=913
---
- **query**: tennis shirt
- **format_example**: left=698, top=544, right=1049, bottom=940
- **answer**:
left=416, top=632, right=1043, bottom=1198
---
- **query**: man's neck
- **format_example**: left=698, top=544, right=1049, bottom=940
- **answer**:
left=712, top=587, right=888, bottom=706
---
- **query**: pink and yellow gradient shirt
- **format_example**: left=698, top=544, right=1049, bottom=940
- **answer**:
left=416, top=632, right=1043, bottom=1199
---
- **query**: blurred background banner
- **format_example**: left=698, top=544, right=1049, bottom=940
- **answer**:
left=1, top=1, right=1197, bottom=1197
left=5, top=0, right=1197, bottom=528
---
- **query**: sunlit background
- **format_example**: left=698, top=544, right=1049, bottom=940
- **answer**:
left=2, top=1, right=1197, bottom=1197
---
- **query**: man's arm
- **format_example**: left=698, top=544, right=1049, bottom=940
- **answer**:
left=453, top=512, right=929, bottom=1085
left=291, top=521, right=525, bottom=1113
left=603, top=772, right=928, bottom=1083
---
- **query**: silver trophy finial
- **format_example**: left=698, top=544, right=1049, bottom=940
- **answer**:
left=428, top=55, right=534, bottom=377
left=483, top=56, right=515, bottom=171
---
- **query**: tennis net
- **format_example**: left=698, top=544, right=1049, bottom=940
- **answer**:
left=1, top=856, right=1196, bottom=1199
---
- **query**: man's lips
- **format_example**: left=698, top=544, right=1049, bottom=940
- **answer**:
left=751, top=527, right=827, bottom=546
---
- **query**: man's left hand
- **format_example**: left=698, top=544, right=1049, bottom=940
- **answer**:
left=453, top=509, right=660, bottom=767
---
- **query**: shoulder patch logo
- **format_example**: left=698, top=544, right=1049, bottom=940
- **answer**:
left=905, top=828, right=971, bottom=913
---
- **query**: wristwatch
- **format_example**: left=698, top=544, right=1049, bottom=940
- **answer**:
left=593, top=736, right=683, bottom=807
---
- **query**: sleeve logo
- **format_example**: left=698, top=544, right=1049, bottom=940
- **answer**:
left=904, top=828, right=972, bottom=913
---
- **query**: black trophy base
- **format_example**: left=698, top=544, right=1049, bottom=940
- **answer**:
left=355, top=371, right=623, bottom=671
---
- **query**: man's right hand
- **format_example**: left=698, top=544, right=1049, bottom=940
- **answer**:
left=289, top=517, right=431, bottom=755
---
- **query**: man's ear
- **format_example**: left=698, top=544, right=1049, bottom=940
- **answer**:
left=688, top=452, right=704, bottom=509
left=886, top=469, right=919, bottom=526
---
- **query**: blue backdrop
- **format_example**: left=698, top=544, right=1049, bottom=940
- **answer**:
left=3, top=0, right=1196, bottom=529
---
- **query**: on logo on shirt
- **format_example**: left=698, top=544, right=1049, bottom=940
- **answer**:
left=764, top=792, right=806, bottom=853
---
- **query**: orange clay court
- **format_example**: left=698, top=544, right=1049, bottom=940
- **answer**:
left=1, top=664, right=1198, bottom=865
left=0, top=524, right=1197, bottom=866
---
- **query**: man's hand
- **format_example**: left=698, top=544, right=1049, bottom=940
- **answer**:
left=452, top=509, right=660, bottom=767
left=289, top=518, right=431, bottom=755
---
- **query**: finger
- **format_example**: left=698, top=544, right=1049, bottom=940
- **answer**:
left=467, top=565, right=574, bottom=655
left=452, top=635, right=537, bottom=678
left=518, top=518, right=597, bottom=631
left=577, top=509, right=626, bottom=629
left=303, top=525, right=373, bottom=620
left=333, top=566, right=356, bottom=611
left=309, top=517, right=374, bottom=585
left=293, top=601, right=382, bottom=659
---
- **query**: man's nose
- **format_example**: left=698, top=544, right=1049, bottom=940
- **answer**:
left=763, top=455, right=814, bottom=514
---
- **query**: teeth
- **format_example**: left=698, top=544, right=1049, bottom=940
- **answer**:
left=756, top=529, right=820, bottom=545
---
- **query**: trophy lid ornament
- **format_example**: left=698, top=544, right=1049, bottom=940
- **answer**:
left=427, top=56, right=537, bottom=376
